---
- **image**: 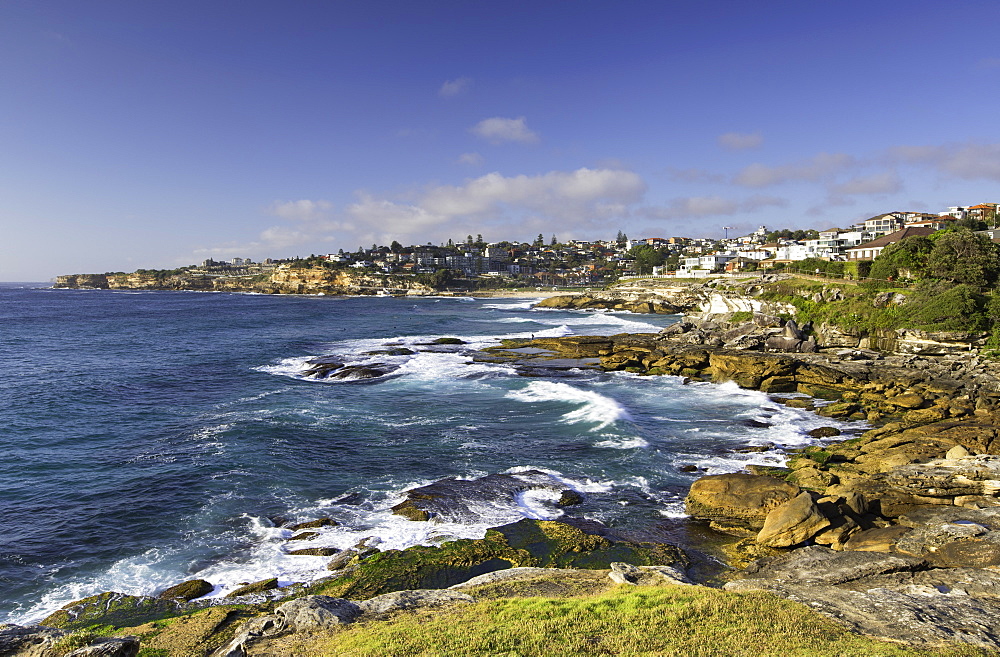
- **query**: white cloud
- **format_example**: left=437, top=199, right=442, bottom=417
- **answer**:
left=830, top=171, right=902, bottom=196
left=268, top=199, right=333, bottom=221
left=439, top=77, right=471, bottom=97
left=890, top=141, right=1000, bottom=182
left=718, top=132, right=763, bottom=151
left=642, top=195, right=786, bottom=220
left=734, top=152, right=856, bottom=187
left=666, top=167, right=727, bottom=184
left=470, top=116, right=539, bottom=144
left=457, top=152, right=485, bottom=166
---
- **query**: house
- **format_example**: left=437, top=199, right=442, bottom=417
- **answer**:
left=845, top=226, right=937, bottom=261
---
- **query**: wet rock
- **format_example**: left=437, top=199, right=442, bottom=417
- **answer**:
left=756, top=492, right=831, bottom=548
left=431, top=337, right=465, bottom=345
left=685, top=473, right=801, bottom=528
left=288, top=531, right=319, bottom=541
left=288, top=517, right=339, bottom=531
left=556, top=489, right=583, bottom=506
left=275, top=595, right=362, bottom=629
left=390, top=471, right=565, bottom=523
left=327, top=549, right=358, bottom=571
left=157, top=579, right=213, bottom=601
left=327, top=365, right=391, bottom=380
left=226, top=578, right=279, bottom=598
left=807, top=426, right=841, bottom=438
left=288, top=547, right=341, bottom=556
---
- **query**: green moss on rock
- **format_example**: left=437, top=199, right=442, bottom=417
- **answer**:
left=42, top=592, right=189, bottom=631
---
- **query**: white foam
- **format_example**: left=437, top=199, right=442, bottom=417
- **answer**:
left=481, top=299, right=542, bottom=310
left=506, top=380, right=630, bottom=429
left=594, top=435, right=649, bottom=449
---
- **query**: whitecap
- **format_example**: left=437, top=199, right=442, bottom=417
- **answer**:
left=506, top=380, right=630, bottom=429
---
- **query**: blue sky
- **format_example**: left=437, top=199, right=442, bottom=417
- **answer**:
left=3, top=1, right=1000, bottom=280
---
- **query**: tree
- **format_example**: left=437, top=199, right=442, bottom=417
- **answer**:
left=870, top=235, right=934, bottom=282
left=616, top=230, right=628, bottom=247
left=467, top=235, right=474, bottom=245
left=627, top=244, right=665, bottom=274
left=927, top=229, right=1000, bottom=286
left=534, top=233, right=544, bottom=247
left=390, top=240, right=403, bottom=253
left=550, top=234, right=558, bottom=246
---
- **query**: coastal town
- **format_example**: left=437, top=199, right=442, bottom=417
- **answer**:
left=182, top=202, right=999, bottom=288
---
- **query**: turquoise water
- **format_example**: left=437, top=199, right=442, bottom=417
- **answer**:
left=0, top=284, right=845, bottom=623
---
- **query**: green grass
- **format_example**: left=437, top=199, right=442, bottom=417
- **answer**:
left=309, top=585, right=986, bottom=657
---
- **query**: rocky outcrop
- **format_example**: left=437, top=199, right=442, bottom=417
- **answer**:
left=724, top=546, right=1000, bottom=649
left=390, top=471, right=567, bottom=522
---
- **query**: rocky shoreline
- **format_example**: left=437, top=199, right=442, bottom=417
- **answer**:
left=8, top=286, right=1000, bottom=654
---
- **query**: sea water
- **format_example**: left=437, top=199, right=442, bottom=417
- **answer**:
left=0, top=284, right=849, bottom=623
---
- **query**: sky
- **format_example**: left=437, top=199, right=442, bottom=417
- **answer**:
left=2, top=1, right=1000, bottom=281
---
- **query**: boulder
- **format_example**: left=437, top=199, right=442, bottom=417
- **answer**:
left=275, top=595, right=362, bottom=629
left=287, top=517, right=339, bottom=531
left=607, top=562, right=692, bottom=586
left=842, top=526, right=912, bottom=552
left=756, top=492, right=831, bottom=548
left=685, top=473, right=800, bottom=528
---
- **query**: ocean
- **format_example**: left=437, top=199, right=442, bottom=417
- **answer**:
left=0, top=283, right=848, bottom=623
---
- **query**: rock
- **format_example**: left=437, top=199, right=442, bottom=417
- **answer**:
left=41, top=592, right=189, bottom=630
left=157, top=579, right=213, bottom=601
left=756, top=492, right=831, bottom=547
left=685, top=474, right=801, bottom=528
left=929, top=539, right=1000, bottom=568
left=607, top=562, right=692, bottom=586
left=842, top=526, right=912, bottom=552
left=288, top=547, right=341, bottom=556
left=389, top=471, right=565, bottom=523
left=0, top=624, right=68, bottom=656
left=431, top=337, right=465, bottom=345
left=65, top=638, right=140, bottom=657
left=226, top=578, right=279, bottom=598
left=807, top=426, right=841, bottom=438
left=391, top=499, right=432, bottom=521
left=275, top=595, right=362, bottom=629
left=358, top=589, right=475, bottom=615
left=946, top=444, right=971, bottom=459
left=449, top=567, right=570, bottom=589
left=556, top=489, right=583, bottom=506
left=288, top=531, right=319, bottom=541
left=215, top=614, right=284, bottom=657
left=288, top=517, right=339, bottom=531
left=327, top=549, right=358, bottom=571
left=733, top=545, right=927, bottom=586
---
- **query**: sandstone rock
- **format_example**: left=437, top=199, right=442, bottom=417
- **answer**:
left=157, top=579, right=213, bottom=601
left=929, top=538, right=1000, bottom=568
left=357, top=589, right=475, bottom=616
left=842, top=525, right=912, bottom=552
left=946, top=444, right=971, bottom=459
left=734, top=545, right=927, bottom=586
left=607, top=562, right=692, bottom=586
left=685, top=474, right=801, bottom=528
left=807, top=426, right=841, bottom=438
left=216, top=614, right=283, bottom=657
left=327, top=549, right=358, bottom=571
left=449, top=567, right=570, bottom=589
left=756, top=492, right=831, bottom=547
left=275, top=595, right=362, bottom=629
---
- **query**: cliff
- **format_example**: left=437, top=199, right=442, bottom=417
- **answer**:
left=53, top=266, right=435, bottom=296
